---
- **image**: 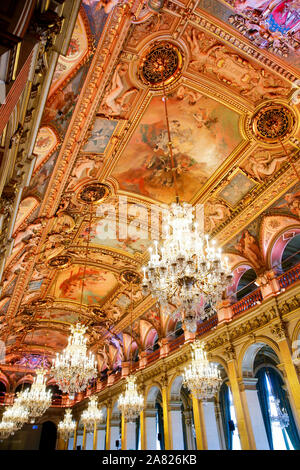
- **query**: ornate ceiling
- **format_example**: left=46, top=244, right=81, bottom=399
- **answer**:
left=0, top=0, right=299, bottom=378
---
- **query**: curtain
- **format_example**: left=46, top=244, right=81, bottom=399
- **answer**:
left=256, top=368, right=274, bottom=450
left=156, top=402, right=165, bottom=450
left=136, top=416, right=140, bottom=450
left=267, top=367, right=300, bottom=450
left=219, top=383, right=232, bottom=450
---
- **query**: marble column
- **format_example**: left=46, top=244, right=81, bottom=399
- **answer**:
left=242, top=378, right=269, bottom=450
left=97, top=422, right=106, bottom=450
left=202, top=399, right=221, bottom=450
left=110, top=415, right=121, bottom=450
left=85, top=430, right=94, bottom=450
left=126, top=421, right=136, bottom=450
left=170, top=402, right=184, bottom=450
left=182, top=410, right=196, bottom=450
left=145, top=407, right=157, bottom=450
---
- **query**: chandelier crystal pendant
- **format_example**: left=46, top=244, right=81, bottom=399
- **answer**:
left=182, top=340, right=222, bottom=400
left=18, top=368, right=52, bottom=422
left=58, top=408, right=76, bottom=440
left=51, top=323, right=97, bottom=394
left=81, top=396, right=104, bottom=432
left=141, top=68, right=233, bottom=332
left=118, top=375, right=144, bottom=423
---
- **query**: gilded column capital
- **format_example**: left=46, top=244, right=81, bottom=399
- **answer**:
left=270, top=322, right=287, bottom=341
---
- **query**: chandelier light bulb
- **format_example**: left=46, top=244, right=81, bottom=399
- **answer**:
left=142, top=202, right=233, bottom=331
left=51, top=323, right=97, bottom=394
left=58, top=408, right=76, bottom=441
left=118, top=375, right=144, bottom=422
left=182, top=340, right=222, bottom=400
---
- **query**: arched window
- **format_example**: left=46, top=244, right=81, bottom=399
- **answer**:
left=281, top=234, right=300, bottom=271
left=236, top=268, right=257, bottom=301
left=15, top=382, right=31, bottom=394
left=256, top=367, right=300, bottom=450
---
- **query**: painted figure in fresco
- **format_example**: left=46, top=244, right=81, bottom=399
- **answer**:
left=176, top=86, right=203, bottom=105
left=231, top=1, right=299, bottom=56
left=96, top=0, right=119, bottom=14
left=278, top=190, right=300, bottom=218
left=13, top=218, right=45, bottom=250
left=185, top=28, right=289, bottom=100
left=205, top=201, right=231, bottom=232
left=235, top=230, right=264, bottom=269
left=101, top=63, right=137, bottom=117
left=58, top=268, right=110, bottom=304
left=243, top=151, right=289, bottom=181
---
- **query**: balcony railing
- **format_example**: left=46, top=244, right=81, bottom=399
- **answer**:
left=277, top=264, right=300, bottom=290
left=232, top=288, right=263, bottom=317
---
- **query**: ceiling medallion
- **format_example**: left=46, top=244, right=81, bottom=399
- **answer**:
left=120, top=270, right=141, bottom=284
left=48, top=255, right=71, bottom=269
left=251, top=103, right=296, bottom=144
left=139, top=42, right=183, bottom=88
left=78, top=183, right=110, bottom=205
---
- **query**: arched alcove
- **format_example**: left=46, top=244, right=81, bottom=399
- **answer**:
left=39, top=421, right=57, bottom=450
left=241, top=342, right=300, bottom=450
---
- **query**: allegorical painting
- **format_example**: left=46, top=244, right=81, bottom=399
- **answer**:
left=78, top=219, right=152, bottom=256
left=218, top=171, right=257, bottom=207
left=36, top=309, right=80, bottom=324
left=83, top=118, right=118, bottom=153
left=112, top=89, right=241, bottom=203
left=50, top=265, right=119, bottom=305
left=14, top=197, right=39, bottom=232
left=33, top=126, right=58, bottom=172
left=25, top=329, right=68, bottom=350
left=198, top=0, right=300, bottom=65
left=50, top=13, right=89, bottom=96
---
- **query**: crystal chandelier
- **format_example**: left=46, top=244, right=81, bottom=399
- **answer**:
left=270, top=398, right=289, bottom=428
left=81, top=396, right=104, bottom=432
left=51, top=323, right=97, bottom=394
left=2, top=398, right=29, bottom=431
left=58, top=408, right=76, bottom=440
left=142, top=206, right=232, bottom=331
left=182, top=340, right=222, bottom=399
left=18, top=368, right=52, bottom=422
left=118, top=375, right=144, bottom=422
left=141, top=70, right=232, bottom=332
left=118, top=276, right=144, bottom=422
left=0, top=420, right=16, bottom=439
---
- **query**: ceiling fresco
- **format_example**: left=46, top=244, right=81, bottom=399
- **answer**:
left=0, top=0, right=299, bottom=375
